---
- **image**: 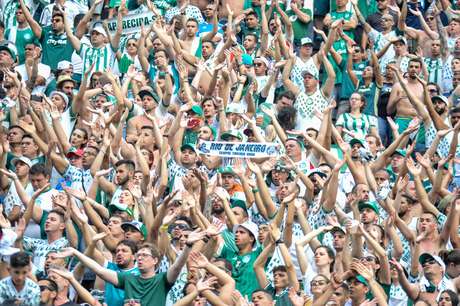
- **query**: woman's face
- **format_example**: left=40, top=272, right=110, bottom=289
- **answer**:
left=70, top=129, right=87, bottom=148
left=310, top=276, right=329, bottom=295
left=198, top=126, right=213, bottom=141
left=51, top=94, right=66, bottom=112
left=126, top=38, right=138, bottom=55
left=314, top=247, right=332, bottom=267
left=438, top=292, right=453, bottom=306
left=349, top=93, right=363, bottom=110
left=119, top=190, right=134, bottom=206
left=133, top=172, right=143, bottom=186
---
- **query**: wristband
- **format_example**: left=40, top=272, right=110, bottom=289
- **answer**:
left=252, top=188, right=259, bottom=193
left=275, top=239, right=284, bottom=245
left=160, top=224, right=169, bottom=232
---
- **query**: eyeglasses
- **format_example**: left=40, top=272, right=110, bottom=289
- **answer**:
left=40, top=285, right=55, bottom=292
left=254, top=63, right=263, bottom=67
left=136, top=252, right=153, bottom=259
left=360, top=256, right=376, bottom=262
left=311, top=280, right=327, bottom=286
left=51, top=18, right=62, bottom=23
left=127, top=43, right=137, bottom=47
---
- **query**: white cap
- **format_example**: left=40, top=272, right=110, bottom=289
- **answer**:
left=91, top=23, right=107, bottom=38
left=233, top=221, right=259, bottom=244
left=57, top=60, right=72, bottom=70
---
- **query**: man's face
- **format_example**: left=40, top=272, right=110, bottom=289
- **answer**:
left=332, top=231, right=346, bottom=250
left=24, top=44, right=35, bottom=59
left=285, top=140, right=301, bottom=158
left=254, top=61, right=267, bottom=75
left=108, top=217, right=124, bottom=235
left=61, top=80, right=75, bottom=97
left=365, top=136, right=377, bottom=153
left=9, top=266, right=30, bottom=288
left=124, top=226, right=143, bottom=242
left=7, top=127, right=24, bottom=143
left=418, top=213, right=437, bottom=234
left=450, top=20, right=460, bottom=34
left=431, top=40, right=441, bottom=56
left=90, top=30, right=106, bottom=46
left=234, top=227, right=253, bottom=248
left=82, top=147, right=98, bottom=168
left=186, top=21, right=198, bottom=37
left=44, top=252, right=65, bottom=273
left=245, top=15, right=258, bottom=28
left=356, top=184, right=370, bottom=202
left=433, top=99, right=447, bottom=115
left=381, top=14, right=394, bottom=30
left=180, top=148, right=197, bottom=166
left=154, top=51, right=168, bottom=68
left=45, top=212, right=64, bottom=233
left=303, top=73, right=318, bottom=91
left=0, top=50, right=13, bottom=67
left=15, top=8, right=26, bottom=23
left=271, top=169, right=289, bottom=186
left=201, top=42, right=214, bottom=59
left=142, top=95, right=157, bottom=111
left=30, top=173, right=49, bottom=190
left=115, top=244, right=135, bottom=268
left=390, top=154, right=404, bottom=171
left=427, top=84, right=439, bottom=97
left=348, top=278, right=367, bottom=299
left=328, top=287, right=348, bottom=306
left=360, top=208, right=377, bottom=224
left=243, top=35, right=256, bottom=51
left=422, top=258, right=443, bottom=278
left=273, top=270, right=289, bottom=289
left=277, top=96, right=294, bottom=109
left=221, top=173, right=235, bottom=190
left=135, top=248, right=158, bottom=273
left=377, top=0, right=388, bottom=10
left=115, top=164, right=131, bottom=186
left=14, top=161, right=30, bottom=178
left=38, top=280, right=56, bottom=304
left=252, top=291, right=274, bottom=306
left=51, top=15, right=64, bottom=32
left=408, top=62, right=421, bottom=79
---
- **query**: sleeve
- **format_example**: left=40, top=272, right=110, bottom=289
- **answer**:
left=336, top=113, right=345, bottom=127
left=78, top=43, right=89, bottom=57
left=62, top=165, right=78, bottom=181
left=116, top=271, right=126, bottom=289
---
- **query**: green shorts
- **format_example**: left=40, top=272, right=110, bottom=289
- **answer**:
left=395, top=116, right=425, bottom=145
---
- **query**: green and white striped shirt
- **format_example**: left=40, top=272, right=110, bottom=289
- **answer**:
left=79, top=43, right=118, bottom=76
left=336, top=112, right=377, bottom=142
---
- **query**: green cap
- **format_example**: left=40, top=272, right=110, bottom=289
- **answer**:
left=121, top=221, right=147, bottom=238
left=354, top=275, right=369, bottom=286
left=109, top=203, right=134, bottom=217
left=392, top=149, right=406, bottom=158
left=138, top=87, right=160, bottom=103
left=218, top=166, right=234, bottom=175
left=230, top=192, right=247, bottom=211
left=349, top=138, right=365, bottom=148
left=180, top=143, right=196, bottom=153
left=221, top=129, right=243, bottom=141
left=190, top=105, right=204, bottom=117
left=358, top=201, right=379, bottom=214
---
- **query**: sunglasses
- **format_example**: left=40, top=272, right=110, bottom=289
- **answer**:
left=40, top=285, right=55, bottom=292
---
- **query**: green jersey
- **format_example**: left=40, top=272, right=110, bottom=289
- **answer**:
left=219, top=244, right=263, bottom=298
left=5, top=27, right=35, bottom=64
left=39, top=26, right=74, bottom=70
left=287, top=8, right=313, bottom=45
left=116, top=272, right=172, bottom=305
left=329, top=10, right=355, bottom=39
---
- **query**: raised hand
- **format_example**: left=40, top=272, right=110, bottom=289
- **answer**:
left=405, top=158, right=421, bottom=176
left=196, top=276, right=218, bottom=292
left=55, top=247, right=76, bottom=258
left=63, top=187, right=86, bottom=201
left=189, top=251, right=209, bottom=268
left=49, top=268, right=74, bottom=280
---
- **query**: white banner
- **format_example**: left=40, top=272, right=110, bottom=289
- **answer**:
left=105, top=12, right=156, bottom=35
left=197, top=141, right=279, bottom=158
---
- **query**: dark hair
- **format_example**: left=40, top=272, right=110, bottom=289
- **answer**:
left=73, top=128, right=89, bottom=142
left=115, top=159, right=136, bottom=171
left=48, top=209, right=65, bottom=223
left=29, top=163, right=51, bottom=177
left=408, top=57, right=423, bottom=67
left=277, top=91, right=296, bottom=102
left=10, top=252, right=30, bottom=268
left=175, top=216, right=193, bottom=228
left=202, top=39, right=216, bottom=49
left=138, top=243, right=161, bottom=260
left=118, top=239, right=138, bottom=255
left=42, top=278, right=58, bottom=292
left=450, top=106, right=460, bottom=114
left=154, top=48, right=170, bottom=59
left=427, top=82, right=441, bottom=93
left=440, top=249, right=460, bottom=266
left=350, top=91, right=367, bottom=112
left=277, top=106, right=297, bottom=131
left=273, top=265, right=287, bottom=273
left=246, top=11, right=258, bottom=19
left=251, top=289, right=273, bottom=300
left=140, top=125, right=155, bottom=132
left=314, top=245, right=335, bottom=272
left=186, top=18, right=199, bottom=26
left=8, top=125, right=25, bottom=133
left=213, top=258, right=232, bottom=273
left=440, top=289, right=459, bottom=305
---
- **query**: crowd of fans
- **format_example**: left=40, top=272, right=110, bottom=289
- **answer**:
left=2, top=0, right=460, bottom=305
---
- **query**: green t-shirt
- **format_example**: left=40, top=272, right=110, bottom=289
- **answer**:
left=286, top=9, right=312, bottom=45
left=266, top=284, right=292, bottom=306
left=330, top=10, right=355, bottom=39
left=5, top=27, right=35, bottom=64
left=326, top=39, right=347, bottom=85
left=219, top=244, right=262, bottom=298
left=39, top=26, right=74, bottom=70
left=117, top=271, right=172, bottom=305
left=358, top=81, right=381, bottom=117
left=330, top=1, right=376, bottom=19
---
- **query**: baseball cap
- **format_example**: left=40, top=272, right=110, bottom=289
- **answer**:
left=138, top=87, right=160, bottom=102
left=91, top=22, right=108, bottom=38
left=121, top=221, right=147, bottom=238
left=394, top=36, right=407, bottom=44
left=301, top=37, right=314, bottom=45
left=66, top=147, right=84, bottom=158
left=349, top=138, right=365, bottom=148
left=301, top=68, right=319, bottom=80
left=391, top=149, right=407, bottom=158
left=218, top=166, right=235, bottom=175
left=108, top=202, right=134, bottom=217
left=348, top=275, right=368, bottom=286
left=358, top=201, right=380, bottom=214
left=57, top=60, right=72, bottom=70
left=180, top=143, right=197, bottom=153
left=0, top=40, right=17, bottom=61
left=233, top=221, right=258, bottom=244
left=11, top=156, right=33, bottom=168
left=190, top=105, right=204, bottom=117
left=230, top=192, right=247, bottom=211
left=330, top=225, right=346, bottom=234
left=307, top=168, right=327, bottom=178
left=221, top=129, right=243, bottom=141
left=432, top=95, right=448, bottom=105
left=419, top=253, right=446, bottom=270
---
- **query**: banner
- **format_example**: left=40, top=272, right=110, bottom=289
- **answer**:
left=197, top=141, right=279, bottom=158
left=104, top=12, right=156, bottom=35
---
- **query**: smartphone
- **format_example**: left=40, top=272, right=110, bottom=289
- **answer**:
left=31, top=95, right=43, bottom=103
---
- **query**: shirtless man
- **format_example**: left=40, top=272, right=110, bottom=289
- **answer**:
left=179, top=18, right=217, bottom=58
left=387, top=58, right=424, bottom=135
